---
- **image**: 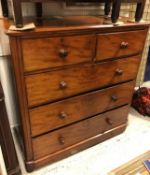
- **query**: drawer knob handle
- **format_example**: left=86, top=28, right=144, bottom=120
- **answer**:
left=0, top=97, right=4, bottom=102
left=120, top=42, right=128, bottom=49
left=59, top=81, right=67, bottom=89
left=59, top=111, right=67, bottom=119
left=59, top=49, right=68, bottom=59
left=106, top=118, right=113, bottom=125
left=111, top=95, right=118, bottom=101
left=115, top=68, right=123, bottom=75
left=58, top=136, right=65, bottom=145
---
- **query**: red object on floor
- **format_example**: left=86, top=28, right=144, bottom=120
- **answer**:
left=132, top=87, right=150, bottom=116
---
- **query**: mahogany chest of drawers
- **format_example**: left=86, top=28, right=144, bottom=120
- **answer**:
left=7, top=16, right=149, bottom=172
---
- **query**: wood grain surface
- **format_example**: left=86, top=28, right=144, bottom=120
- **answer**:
left=22, top=35, right=96, bottom=72
left=33, top=105, right=129, bottom=159
left=96, top=30, right=147, bottom=61
left=25, top=55, right=141, bottom=107
left=30, top=81, right=134, bottom=137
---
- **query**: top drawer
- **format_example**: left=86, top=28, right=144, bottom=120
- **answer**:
left=22, top=35, right=96, bottom=72
left=96, top=30, right=147, bottom=61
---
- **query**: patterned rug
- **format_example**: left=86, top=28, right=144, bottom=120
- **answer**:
left=108, top=151, right=150, bottom=175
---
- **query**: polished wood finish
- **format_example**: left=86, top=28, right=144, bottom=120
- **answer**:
left=111, top=0, right=121, bottom=23
left=30, top=81, right=134, bottom=136
left=0, top=0, right=8, bottom=17
left=105, top=1, right=111, bottom=15
left=10, top=0, right=146, bottom=27
left=105, top=0, right=146, bottom=23
left=96, top=30, right=147, bottom=61
left=33, top=105, right=129, bottom=159
left=35, top=3, right=42, bottom=17
left=0, top=83, right=20, bottom=175
left=6, top=16, right=150, bottom=37
left=6, top=16, right=149, bottom=172
left=33, top=124, right=127, bottom=169
left=11, top=0, right=23, bottom=28
left=22, top=35, right=96, bottom=72
left=26, top=56, right=141, bottom=107
left=135, top=0, right=146, bottom=22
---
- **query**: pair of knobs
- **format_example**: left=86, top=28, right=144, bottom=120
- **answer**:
left=58, top=41, right=128, bottom=59
left=58, top=94, right=118, bottom=120
left=59, top=68, right=123, bottom=90
left=58, top=117, right=113, bottom=145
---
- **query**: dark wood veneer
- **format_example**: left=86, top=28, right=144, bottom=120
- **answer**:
left=0, top=0, right=8, bottom=17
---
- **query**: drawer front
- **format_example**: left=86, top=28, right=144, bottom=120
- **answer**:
left=26, top=55, right=141, bottom=107
left=33, top=105, right=129, bottom=159
left=96, top=30, right=147, bottom=61
left=22, top=35, right=96, bottom=72
left=30, top=81, right=134, bottom=137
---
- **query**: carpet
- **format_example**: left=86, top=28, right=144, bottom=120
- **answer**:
left=108, top=151, right=150, bottom=175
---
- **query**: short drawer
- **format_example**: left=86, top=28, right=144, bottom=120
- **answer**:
left=30, top=81, right=134, bottom=137
left=22, top=35, right=96, bottom=72
left=33, top=105, right=129, bottom=159
left=25, top=55, right=141, bottom=107
left=96, top=30, right=147, bottom=61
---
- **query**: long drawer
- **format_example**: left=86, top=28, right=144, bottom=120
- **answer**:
left=22, top=35, right=96, bottom=72
left=96, top=30, right=147, bottom=61
left=25, top=55, right=141, bottom=107
left=33, top=105, right=129, bottom=159
left=30, top=81, right=134, bottom=137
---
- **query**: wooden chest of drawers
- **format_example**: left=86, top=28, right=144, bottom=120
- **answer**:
left=7, top=16, right=149, bottom=172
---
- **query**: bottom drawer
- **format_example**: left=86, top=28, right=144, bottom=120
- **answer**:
left=33, top=105, right=129, bottom=159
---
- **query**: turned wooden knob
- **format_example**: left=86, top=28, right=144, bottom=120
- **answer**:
left=59, top=81, right=67, bottom=89
left=105, top=118, right=113, bottom=125
left=115, top=68, right=123, bottom=75
left=111, top=95, right=118, bottom=101
left=0, top=97, right=3, bottom=102
left=58, top=136, right=65, bottom=145
left=59, top=111, right=67, bottom=119
left=59, top=49, right=68, bottom=59
left=120, top=42, right=129, bottom=49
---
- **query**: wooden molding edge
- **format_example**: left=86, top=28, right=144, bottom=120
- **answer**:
left=25, top=124, right=127, bottom=172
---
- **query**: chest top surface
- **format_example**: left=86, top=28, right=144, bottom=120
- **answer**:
left=3, top=16, right=149, bottom=38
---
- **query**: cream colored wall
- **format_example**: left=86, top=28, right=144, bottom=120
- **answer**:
left=0, top=1, right=150, bottom=127
left=128, top=0, right=150, bottom=85
left=0, top=146, right=7, bottom=175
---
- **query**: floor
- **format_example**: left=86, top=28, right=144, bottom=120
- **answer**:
left=13, top=107, right=150, bottom=175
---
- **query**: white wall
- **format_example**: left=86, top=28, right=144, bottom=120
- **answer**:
left=0, top=146, right=7, bottom=175
left=0, top=56, right=19, bottom=127
left=0, top=3, right=19, bottom=127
